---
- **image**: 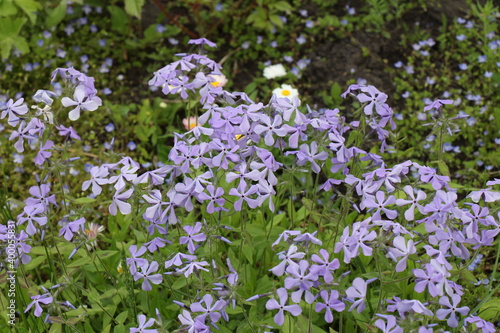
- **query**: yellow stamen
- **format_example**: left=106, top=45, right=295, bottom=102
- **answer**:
left=282, top=90, right=291, bottom=96
left=210, top=81, right=220, bottom=87
left=235, top=134, right=244, bottom=140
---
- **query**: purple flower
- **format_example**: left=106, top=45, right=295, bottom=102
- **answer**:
left=374, top=315, right=403, bottom=333
left=265, top=288, right=302, bottom=326
left=286, top=142, right=328, bottom=173
left=109, top=188, right=133, bottom=215
left=188, top=38, right=217, bottom=48
left=177, top=260, right=210, bottom=277
left=127, top=245, right=148, bottom=274
left=270, top=244, right=305, bottom=276
left=356, top=86, right=388, bottom=116
left=178, top=310, right=210, bottom=332
left=82, top=166, right=109, bottom=196
left=17, top=204, right=47, bottom=236
left=361, top=191, right=397, bottom=221
left=56, top=125, right=81, bottom=140
left=395, top=185, right=426, bottom=221
left=345, top=277, right=368, bottom=313
left=61, top=85, right=101, bottom=121
left=253, top=115, right=288, bottom=146
left=24, top=292, right=53, bottom=317
left=1, top=98, right=28, bottom=126
left=315, top=290, right=345, bottom=323
left=412, top=263, right=444, bottom=297
left=423, top=99, right=454, bottom=112
left=34, top=140, right=54, bottom=166
left=228, top=181, right=259, bottom=211
left=130, top=314, right=158, bottom=333
left=465, top=316, right=496, bottom=333
left=387, top=236, right=416, bottom=272
left=59, top=217, right=85, bottom=241
left=133, top=261, right=163, bottom=291
left=436, top=295, right=469, bottom=327
left=190, top=294, right=227, bottom=323
left=196, top=185, right=226, bottom=214
left=284, top=260, right=318, bottom=303
left=180, top=222, right=207, bottom=254
left=310, top=249, right=340, bottom=283
left=164, top=252, right=197, bottom=269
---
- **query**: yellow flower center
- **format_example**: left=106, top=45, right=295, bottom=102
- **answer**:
left=189, top=122, right=198, bottom=130
left=210, top=81, right=220, bottom=87
left=282, top=89, right=291, bottom=96
left=235, top=134, right=244, bottom=140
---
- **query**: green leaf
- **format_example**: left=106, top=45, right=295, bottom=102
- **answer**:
left=0, top=1, right=18, bottom=16
left=13, top=0, right=41, bottom=24
left=46, top=0, right=67, bottom=27
left=270, top=1, right=292, bottom=12
left=108, top=5, right=129, bottom=34
left=67, top=256, right=92, bottom=268
left=72, top=197, right=96, bottom=204
left=478, top=299, right=500, bottom=321
left=124, top=0, right=144, bottom=19
left=115, top=310, right=128, bottom=324
left=0, top=17, right=27, bottom=59
left=23, top=255, right=46, bottom=270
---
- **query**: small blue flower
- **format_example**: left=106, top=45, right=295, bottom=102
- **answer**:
left=485, top=71, right=493, bottom=78
left=478, top=55, right=487, bottom=63
left=456, top=34, right=466, bottom=41
left=127, top=141, right=137, bottom=151
left=105, top=123, right=115, bottom=132
left=242, top=41, right=250, bottom=49
left=305, top=20, right=314, bottom=28
left=458, top=63, right=468, bottom=70
left=98, top=39, right=107, bottom=47
left=394, top=61, right=403, bottom=68
left=156, top=24, right=166, bottom=34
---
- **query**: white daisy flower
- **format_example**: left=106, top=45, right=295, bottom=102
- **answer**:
left=272, top=84, right=299, bottom=99
left=263, top=64, right=287, bottom=79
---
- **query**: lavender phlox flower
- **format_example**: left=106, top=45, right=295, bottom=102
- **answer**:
left=281, top=123, right=308, bottom=148
left=356, top=86, right=388, bottom=115
left=34, top=140, right=54, bottom=166
left=130, top=314, right=158, bottom=333
left=374, top=315, right=403, bottom=333
left=196, top=185, right=226, bottom=214
left=164, top=252, right=197, bottom=269
left=285, top=142, right=328, bottom=173
left=395, top=185, right=427, bottom=221
left=208, top=138, right=240, bottom=169
left=177, top=260, right=210, bottom=278
left=314, top=290, right=345, bottom=323
left=328, top=132, right=349, bottom=162
left=417, top=166, right=450, bottom=191
left=465, top=315, right=496, bottom=333
left=467, top=188, right=500, bottom=203
left=334, top=226, right=358, bottom=264
left=26, top=184, right=57, bottom=210
left=145, top=237, right=171, bottom=253
left=169, top=76, right=195, bottom=99
left=253, top=114, right=288, bottom=146
left=272, top=230, right=302, bottom=247
left=225, top=258, right=238, bottom=286
left=180, top=222, right=207, bottom=254
left=389, top=298, right=433, bottom=319
left=284, top=260, right=318, bottom=303
left=82, top=166, right=109, bottom=196
left=345, top=277, right=368, bottom=313
left=135, top=165, right=175, bottom=185
left=56, top=124, right=81, bottom=141
left=188, top=38, right=217, bottom=48
left=109, top=188, right=133, bottom=215
left=33, top=89, right=58, bottom=105
left=61, top=85, right=101, bottom=121
left=340, top=84, right=366, bottom=98
left=133, top=261, right=163, bottom=291
left=16, top=203, right=47, bottom=235
left=24, top=292, right=53, bottom=317
left=319, top=178, right=342, bottom=192
left=127, top=245, right=148, bottom=274
left=412, top=263, right=445, bottom=297
left=293, top=231, right=322, bottom=246
left=423, top=99, right=454, bottom=112
left=228, top=180, right=259, bottom=211
left=143, top=189, right=170, bottom=220
left=10, top=230, right=32, bottom=265
left=387, top=236, right=416, bottom=272
left=310, top=249, right=340, bottom=283
left=265, top=288, right=302, bottom=326
left=190, top=294, right=226, bottom=323
left=0, top=98, right=29, bottom=126
left=178, top=309, right=210, bottom=333
left=436, top=295, right=469, bottom=327
left=273, top=96, right=307, bottom=125
left=9, top=120, right=36, bottom=153
left=270, top=244, right=305, bottom=276
left=56, top=217, right=83, bottom=241
left=108, top=164, right=138, bottom=191
left=361, top=191, right=397, bottom=221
